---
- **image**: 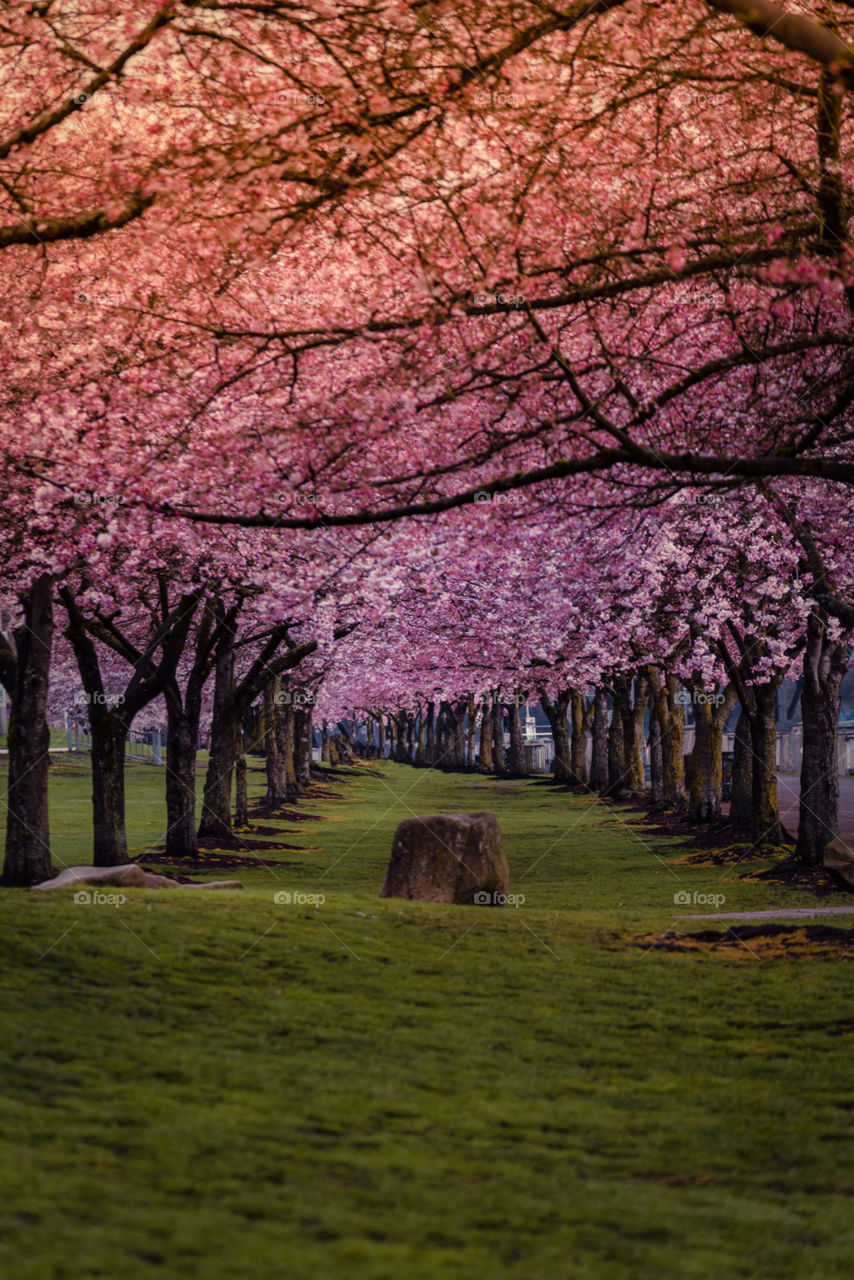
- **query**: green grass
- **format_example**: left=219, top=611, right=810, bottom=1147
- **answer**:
left=2, top=755, right=854, bottom=1278
left=0, top=725, right=69, bottom=751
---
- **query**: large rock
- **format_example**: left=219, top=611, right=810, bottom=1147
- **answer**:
left=379, top=811, right=509, bottom=905
left=32, top=864, right=243, bottom=891
left=32, top=864, right=149, bottom=891
left=824, top=837, right=854, bottom=890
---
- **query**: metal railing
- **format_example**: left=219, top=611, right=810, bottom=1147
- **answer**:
left=65, top=714, right=164, bottom=764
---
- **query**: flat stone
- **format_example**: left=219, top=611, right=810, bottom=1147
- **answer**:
left=823, top=835, right=854, bottom=890
left=379, top=811, right=509, bottom=905
left=32, top=864, right=243, bottom=891
left=32, top=864, right=149, bottom=890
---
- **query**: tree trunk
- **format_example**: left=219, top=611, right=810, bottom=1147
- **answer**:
left=570, top=689, right=590, bottom=785
left=294, top=708, right=312, bottom=791
left=616, top=673, right=646, bottom=795
left=61, top=609, right=133, bottom=868
left=748, top=683, right=786, bottom=845
left=321, top=720, right=332, bottom=763
left=165, top=696, right=200, bottom=858
left=589, top=687, right=609, bottom=792
left=492, top=695, right=505, bottom=774
left=434, top=704, right=447, bottom=767
left=234, top=730, right=249, bottom=829
left=633, top=677, right=649, bottom=793
left=2, top=575, right=54, bottom=886
left=453, top=699, right=467, bottom=768
left=647, top=669, right=686, bottom=808
left=337, top=720, right=357, bottom=763
left=279, top=702, right=297, bottom=800
left=508, top=695, right=525, bottom=775
left=415, top=711, right=426, bottom=766
left=433, top=707, right=445, bottom=765
left=688, top=700, right=724, bottom=823
left=541, top=689, right=572, bottom=782
left=729, top=710, right=752, bottom=830
left=424, top=702, right=435, bottom=765
left=649, top=716, right=663, bottom=804
left=466, top=693, right=477, bottom=767
left=796, top=613, right=851, bottom=864
left=478, top=696, right=493, bottom=772
left=606, top=696, right=626, bottom=795
left=90, top=712, right=133, bottom=865
left=264, top=678, right=281, bottom=807
left=395, top=709, right=408, bottom=763
left=716, top=625, right=787, bottom=848
left=198, top=635, right=237, bottom=840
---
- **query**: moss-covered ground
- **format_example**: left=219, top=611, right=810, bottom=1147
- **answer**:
left=2, top=754, right=854, bottom=1278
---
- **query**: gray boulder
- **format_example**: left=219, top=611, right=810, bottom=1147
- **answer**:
left=824, top=836, right=854, bottom=890
left=379, top=811, right=509, bottom=905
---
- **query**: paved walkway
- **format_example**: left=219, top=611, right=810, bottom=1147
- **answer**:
left=682, top=906, right=854, bottom=921
left=775, top=772, right=854, bottom=838
left=720, top=773, right=854, bottom=838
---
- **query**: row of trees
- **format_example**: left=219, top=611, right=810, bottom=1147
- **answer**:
left=1, top=1, right=853, bottom=882
left=1, top=471, right=850, bottom=884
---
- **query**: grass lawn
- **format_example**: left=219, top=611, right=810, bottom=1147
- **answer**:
left=2, top=753, right=854, bottom=1278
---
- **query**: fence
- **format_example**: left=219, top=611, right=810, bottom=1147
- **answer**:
left=682, top=725, right=854, bottom=777
left=523, top=742, right=552, bottom=774
left=518, top=723, right=854, bottom=778
left=65, top=714, right=164, bottom=764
